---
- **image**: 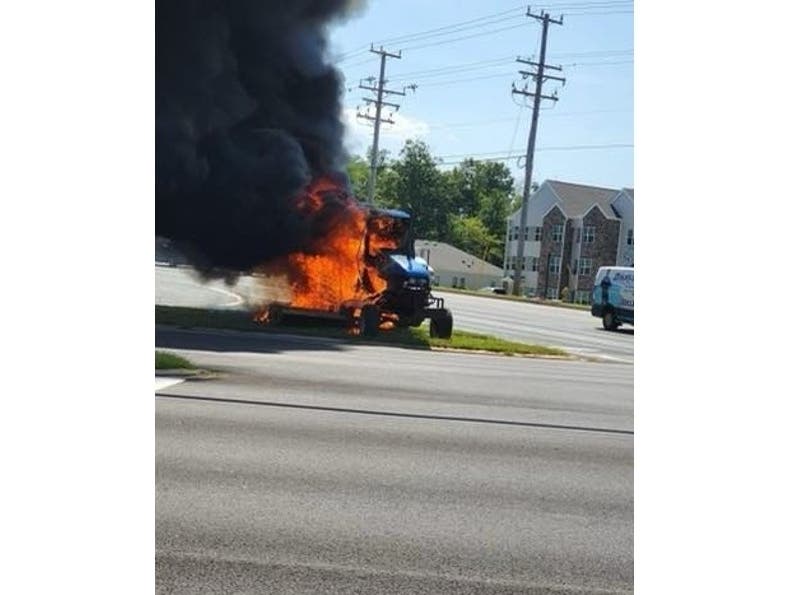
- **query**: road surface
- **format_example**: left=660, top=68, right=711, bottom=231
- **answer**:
left=435, top=291, right=633, bottom=364
left=156, top=328, right=633, bottom=594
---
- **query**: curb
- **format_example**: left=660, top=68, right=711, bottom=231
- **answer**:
left=155, top=368, right=221, bottom=380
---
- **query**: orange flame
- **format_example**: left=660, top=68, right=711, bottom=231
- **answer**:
left=254, top=176, right=401, bottom=318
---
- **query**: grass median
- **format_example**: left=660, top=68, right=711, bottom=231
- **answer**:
left=155, top=350, right=196, bottom=370
left=155, top=305, right=568, bottom=357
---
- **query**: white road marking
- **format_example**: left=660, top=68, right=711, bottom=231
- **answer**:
left=206, top=285, right=245, bottom=307
left=156, top=377, right=185, bottom=391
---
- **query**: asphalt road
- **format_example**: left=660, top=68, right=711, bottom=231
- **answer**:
left=156, top=328, right=633, bottom=594
left=434, top=291, right=634, bottom=364
left=155, top=266, right=634, bottom=363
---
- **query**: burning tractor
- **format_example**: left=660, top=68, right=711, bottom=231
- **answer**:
left=354, top=207, right=453, bottom=338
left=257, top=183, right=453, bottom=339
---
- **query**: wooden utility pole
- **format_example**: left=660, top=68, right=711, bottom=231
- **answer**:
left=357, top=46, right=404, bottom=202
left=510, top=8, right=564, bottom=296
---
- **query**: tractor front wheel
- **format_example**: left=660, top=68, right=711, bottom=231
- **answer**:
left=429, top=309, right=453, bottom=339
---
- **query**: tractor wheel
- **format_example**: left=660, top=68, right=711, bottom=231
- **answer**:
left=360, top=305, right=380, bottom=338
left=429, top=309, right=453, bottom=339
left=268, top=305, right=283, bottom=325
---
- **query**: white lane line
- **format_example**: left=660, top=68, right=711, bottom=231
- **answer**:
left=156, top=377, right=185, bottom=391
left=206, top=285, right=245, bottom=307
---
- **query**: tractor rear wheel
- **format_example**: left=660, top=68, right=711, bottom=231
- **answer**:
left=429, top=309, right=453, bottom=339
left=360, top=305, right=380, bottom=338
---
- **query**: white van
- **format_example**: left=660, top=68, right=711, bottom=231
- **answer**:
left=591, top=266, right=634, bottom=330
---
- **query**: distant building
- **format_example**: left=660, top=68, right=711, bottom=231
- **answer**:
left=503, top=180, right=634, bottom=302
left=414, top=240, right=504, bottom=290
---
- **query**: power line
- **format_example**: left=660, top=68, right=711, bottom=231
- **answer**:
left=435, top=144, right=633, bottom=165
left=387, top=55, right=514, bottom=81
left=336, top=4, right=527, bottom=62
left=399, top=22, right=530, bottom=52
left=561, top=59, right=633, bottom=67
left=437, top=143, right=634, bottom=159
left=336, top=2, right=633, bottom=61
left=417, top=71, right=516, bottom=88
left=428, top=108, right=631, bottom=130
left=371, top=4, right=527, bottom=46
left=384, top=49, right=632, bottom=82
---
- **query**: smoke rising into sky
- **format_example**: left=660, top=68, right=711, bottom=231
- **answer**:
left=156, top=0, right=362, bottom=278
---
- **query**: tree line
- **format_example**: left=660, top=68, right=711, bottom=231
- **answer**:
left=346, top=140, right=522, bottom=267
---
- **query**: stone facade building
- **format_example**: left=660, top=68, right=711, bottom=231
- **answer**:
left=504, top=180, right=634, bottom=302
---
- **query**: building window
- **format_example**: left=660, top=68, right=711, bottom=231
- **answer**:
left=549, top=254, right=561, bottom=274
left=627, top=228, right=633, bottom=246
left=523, top=226, right=530, bottom=241
left=552, top=224, right=563, bottom=242
left=534, top=226, right=542, bottom=241
left=576, top=227, right=581, bottom=243
left=575, top=290, right=591, bottom=305
left=583, top=226, right=595, bottom=243
left=459, top=277, right=466, bottom=289
left=578, top=258, right=592, bottom=276
left=531, top=257, right=539, bottom=272
left=546, top=287, right=558, bottom=299
left=452, top=276, right=458, bottom=288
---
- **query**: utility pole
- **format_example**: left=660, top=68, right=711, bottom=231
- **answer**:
left=357, top=46, right=406, bottom=202
left=510, top=7, right=564, bottom=296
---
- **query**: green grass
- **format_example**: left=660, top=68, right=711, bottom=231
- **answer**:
left=418, top=327, right=566, bottom=356
left=155, top=350, right=197, bottom=370
left=155, top=305, right=567, bottom=357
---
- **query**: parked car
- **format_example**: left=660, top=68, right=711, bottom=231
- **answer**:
left=478, top=286, right=507, bottom=295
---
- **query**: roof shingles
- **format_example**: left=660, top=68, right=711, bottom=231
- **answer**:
left=546, top=180, right=621, bottom=220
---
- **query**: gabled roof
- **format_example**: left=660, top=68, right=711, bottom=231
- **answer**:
left=414, top=239, right=503, bottom=276
left=621, top=188, right=634, bottom=200
left=546, top=179, right=621, bottom=220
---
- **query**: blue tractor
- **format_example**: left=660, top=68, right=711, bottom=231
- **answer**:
left=357, top=207, right=453, bottom=338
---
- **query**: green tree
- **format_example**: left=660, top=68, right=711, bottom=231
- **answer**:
left=345, top=154, right=369, bottom=198
left=441, top=159, right=515, bottom=265
left=448, top=215, right=500, bottom=262
left=382, top=140, right=450, bottom=240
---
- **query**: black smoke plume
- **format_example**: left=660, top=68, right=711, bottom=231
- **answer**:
left=156, top=0, right=361, bottom=278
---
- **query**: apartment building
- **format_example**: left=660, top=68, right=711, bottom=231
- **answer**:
left=503, top=180, right=634, bottom=302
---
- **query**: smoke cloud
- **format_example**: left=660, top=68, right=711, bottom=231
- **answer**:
left=156, top=0, right=362, bottom=278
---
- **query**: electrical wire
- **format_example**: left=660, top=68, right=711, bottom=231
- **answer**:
left=436, top=143, right=633, bottom=165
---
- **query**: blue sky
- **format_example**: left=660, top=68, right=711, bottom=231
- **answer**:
left=327, top=0, right=633, bottom=191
